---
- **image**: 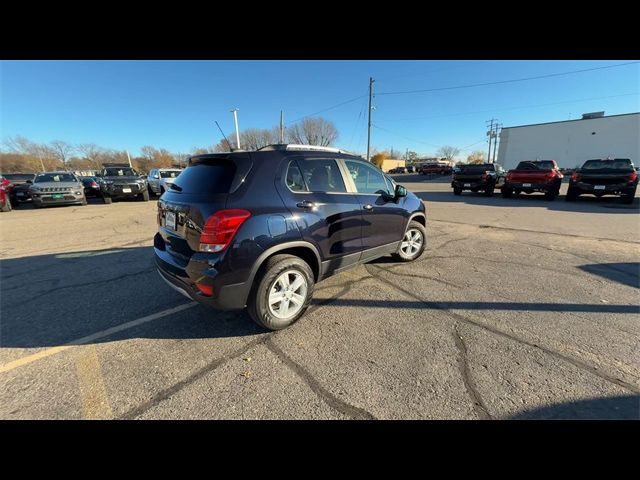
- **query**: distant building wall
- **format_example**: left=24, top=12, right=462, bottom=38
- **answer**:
left=497, top=113, right=640, bottom=170
left=381, top=159, right=406, bottom=172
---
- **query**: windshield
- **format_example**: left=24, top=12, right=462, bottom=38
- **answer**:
left=582, top=159, right=633, bottom=171
left=34, top=173, right=77, bottom=183
left=103, top=167, right=137, bottom=177
left=160, top=170, right=181, bottom=178
left=516, top=161, right=555, bottom=170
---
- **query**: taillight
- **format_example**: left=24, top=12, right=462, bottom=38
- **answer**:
left=571, top=172, right=580, bottom=182
left=545, top=170, right=556, bottom=180
left=481, top=173, right=488, bottom=180
left=196, top=284, right=213, bottom=296
left=506, top=173, right=512, bottom=182
left=199, top=209, right=251, bottom=253
left=90, top=181, right=98, bottom=188
left=629, top=171, right=638, bottom=182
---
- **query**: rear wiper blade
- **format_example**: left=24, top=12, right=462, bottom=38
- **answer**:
left=169, top=183, right=182, bottom=191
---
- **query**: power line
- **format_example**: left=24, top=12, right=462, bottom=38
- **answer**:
left=374, top=92, right=640, bottom=123
left=376, top=62, right=639, bottom=96
left=372, top=124, right=443, bottom=148
left=286, top=94, right=367, bottom=126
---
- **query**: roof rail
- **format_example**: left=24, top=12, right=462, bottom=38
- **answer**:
left=257, top=144, right=351, bottom=154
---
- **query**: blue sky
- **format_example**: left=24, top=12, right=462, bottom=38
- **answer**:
left=1, top=60, right=638, bottom=158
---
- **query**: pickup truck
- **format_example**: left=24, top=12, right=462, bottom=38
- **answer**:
left=567, top=158, right=637, bottom=204
left=421, top=164, right=451, bottom=175
left=501, top=160, right=563, bottom=200
left=451, top=163, right=505, bottom=196
left=98, top=163, right=149, bottom=204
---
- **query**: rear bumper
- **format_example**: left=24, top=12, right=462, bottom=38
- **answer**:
left=452, top=179, right=492, bottom=190
left=504, top=181, right=556, bottom=192
left=571, top=182, right=636, bottom=195
left=153, top=233, right=249, bottom=311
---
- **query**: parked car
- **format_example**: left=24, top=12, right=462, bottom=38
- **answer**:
left=2, top=173, right=36, bottom=206
left=451, top=163, right=505, bottom=196
left=421, top=163, right=451, bottom=175
left=567, top=158, right=637, bottom=204
left=502, top=160, right=563, bottom=200
left=406, top=165, right=417, bottom=173
left=388, top=167, right=407, bottom=174
left=147, top=168, right=183, bottom=196
left=29, top=171, right=87, bottom=208
left=154, top=144, right=427, bottom=330
left=79, top=176, right=103, bottom=198
left=97, top=163, right=149, bottom=204
left=0, top=175, right=12, bottom=212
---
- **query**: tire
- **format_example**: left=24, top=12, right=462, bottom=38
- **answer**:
left=621, top=188, right=636, bottom=205
left=148, top=185, right=155, bottom=197
left=80, top=197, right=88, bottom=206
left=247, top=254, right=315, bottom=331
left=484, top=187, right=494, bottom=197
left=565, top=187, right=578, bottom=202
left=103, top=195, right=113, bottom=204
left=392, top=220, right=427, bottom=262
left=453, top=187, right=462, bottom=196
left=501, top=187, right=513, bottom=198
left=1, top=197, right=11, bottom=212
left=141, top=189, right=150, bottom=202
left=544, top=191, right=557, bottom=201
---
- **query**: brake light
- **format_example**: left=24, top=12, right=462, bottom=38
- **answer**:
left=199, top=209, right=251, bottom=253
left=481, top=173, right=488, bottom=180
left=629, top=171, right=638, bottom=182
left=571, top=172, right=580, bottom=182
left=196, top=284, right=213, bottom=296
left=90, top=181, right=98, bottom=188
left=545, top=170, right=556, bottom=180
left=506, top=173, right=512, bottom=182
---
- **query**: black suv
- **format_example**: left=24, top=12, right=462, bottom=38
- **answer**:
left=98, top=163, right=149, bottom=203
left=154, top=145, right=427, bottom=330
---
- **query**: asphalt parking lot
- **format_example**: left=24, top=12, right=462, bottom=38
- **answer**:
left=1, top=176, right=639, bottom=419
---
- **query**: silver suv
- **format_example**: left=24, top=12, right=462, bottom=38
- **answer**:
left=147, top=168, right=183, bottom=196
left=29, top=171, right=87, bottom=208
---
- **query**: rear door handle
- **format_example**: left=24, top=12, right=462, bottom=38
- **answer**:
left=363, top=204, right=373, bottom=211
left=297, top=200, right=315, bottom=209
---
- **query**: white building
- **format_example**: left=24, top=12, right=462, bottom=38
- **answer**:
left=497, top=112, right=640, bottom=170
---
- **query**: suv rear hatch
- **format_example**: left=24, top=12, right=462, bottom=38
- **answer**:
left=454, top=164, right=494, bottom=182
left=156, top=154, right=253, bottom=262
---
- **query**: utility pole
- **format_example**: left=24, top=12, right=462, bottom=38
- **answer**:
left=492, top=123, right=501, bottom=164
left=231, top=108, right=241, bottom=149
left=280, top=111, right=285, bottom=143
left=366, top=77, right=375, bottom=162
left=486, top=118, right=495, bottom=164
left=126, top=150, right=133, bottom=168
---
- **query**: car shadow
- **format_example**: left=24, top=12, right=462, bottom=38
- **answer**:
left=508, top=394, right=639, bottom=420
left=579, top=263, right=640, bottom=289
left=0, top=246, right=263, bottom=349
left=414, top=190, right=639, bottom=213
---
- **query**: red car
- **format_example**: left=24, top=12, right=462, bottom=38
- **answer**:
left=502, top=160, right=564, bottom=200
left=1, top=175, right=13, bottom=212
left=421, top=164, right=452, bottom=175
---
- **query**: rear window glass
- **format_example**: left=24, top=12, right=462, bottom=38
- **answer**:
left=295, top=158, right=347, bottom=193
left=516, top=161, right=555, bottom=170
left=3, top=174, right=35, bottom=181
left=286, top=163, right=308, bottom=192
left=160, top=170, right=181, bottom=178
left=461, top=164, right=493, bottom=173
left=582, top=159, right=633, bottom=170
left=172, top=162, right=236, bottom=193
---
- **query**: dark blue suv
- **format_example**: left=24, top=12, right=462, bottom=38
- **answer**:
left=154, top=144, right=427, bottom=330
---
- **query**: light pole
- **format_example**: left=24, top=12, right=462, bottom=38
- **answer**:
left=231, top=108, right=241, bottom=149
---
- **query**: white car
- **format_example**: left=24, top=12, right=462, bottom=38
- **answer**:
left=147, top=168, right=183, bottom=196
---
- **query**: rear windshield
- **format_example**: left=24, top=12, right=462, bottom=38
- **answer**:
left=34, top=173, right=77, bottom=183
left=582, top=159, right=633, bottom=171
left=461, top=164, right=494, bottom=173
left=160, top=170, right=181, bottom=178
left=171, top=162, right=235, bottom=193
left=3, top=174, right=35, bottom=181
left=516, top=161, right=555, bottom=170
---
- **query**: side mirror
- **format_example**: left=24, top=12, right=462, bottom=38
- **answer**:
left=395, top=184, right=407, bottom=198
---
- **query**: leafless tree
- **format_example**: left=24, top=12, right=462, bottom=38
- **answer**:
left=49, top=140, right=75, bottom=166
left=78, top=143, right=108, bottom=168
left=286, top=117, right=338, bottom=146
left=466, top=150, right=485, bottom=164
left=436, top=145, right=460, bottom=161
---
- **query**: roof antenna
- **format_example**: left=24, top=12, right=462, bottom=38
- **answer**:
left=215, top=121, right=233, bottom=152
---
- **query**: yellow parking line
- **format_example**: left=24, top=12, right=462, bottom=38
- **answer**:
left=74, top=346, right=113, bottom=420
left=0, top=302, right=198, bottom=374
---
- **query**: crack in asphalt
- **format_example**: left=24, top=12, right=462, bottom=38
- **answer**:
left=265, top=339, right=377, bottom=420
left=365, top=263, right=640, bottom=395
left=3, top=268, right=156, bottom=308
left=452, top=323, right=492, bottom=420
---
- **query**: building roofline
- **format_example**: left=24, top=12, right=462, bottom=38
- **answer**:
left=502, top=112, right=640, bottom=130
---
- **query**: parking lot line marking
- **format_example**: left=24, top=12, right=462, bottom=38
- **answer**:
left=0, top=302, right=198, bottom=375
left=74, top=346, right=113, bottom=420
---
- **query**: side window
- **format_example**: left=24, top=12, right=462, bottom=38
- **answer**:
left=286, top=162, right=308, bottom=192
left=296, top=158, right=347, bottom=193
left=345, top=160, right=392, bottom=195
